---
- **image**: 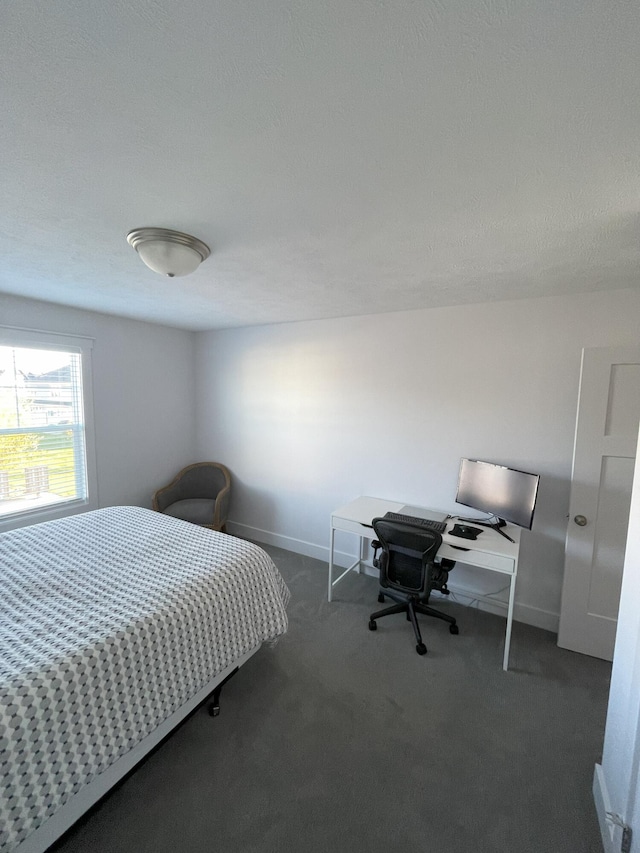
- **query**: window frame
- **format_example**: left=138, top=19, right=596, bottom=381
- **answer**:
left=0, top=326, right=98, bottom=531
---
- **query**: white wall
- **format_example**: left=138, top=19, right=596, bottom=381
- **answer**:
left=195, top=287, right=640, bottom=631
left=1, top=294, right=196, bottom=512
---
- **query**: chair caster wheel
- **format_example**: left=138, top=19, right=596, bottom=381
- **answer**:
left=450, top=625, right=459, bottom=635
left=369, top=620, right=377, bottom=631
left=416, top=643, right=427, bottom=655
left=377, top=593, right=385, bottom=603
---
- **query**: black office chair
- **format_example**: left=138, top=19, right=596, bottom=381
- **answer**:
left=368, top=517, right=459, bottom=655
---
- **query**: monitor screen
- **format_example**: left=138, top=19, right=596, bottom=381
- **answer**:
left=455, top=459, right=540, bottom=529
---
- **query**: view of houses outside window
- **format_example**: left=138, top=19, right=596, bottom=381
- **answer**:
left=0, top=345, right=88, bottom=518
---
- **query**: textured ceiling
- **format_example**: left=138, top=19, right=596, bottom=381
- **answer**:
left=1, top=0, right=639, bottom=330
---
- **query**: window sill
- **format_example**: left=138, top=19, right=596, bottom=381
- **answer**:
left=0, top=496, right=98, bottom=532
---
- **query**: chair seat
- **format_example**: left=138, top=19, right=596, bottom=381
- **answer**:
left=162, top=498, right=215, bottom=526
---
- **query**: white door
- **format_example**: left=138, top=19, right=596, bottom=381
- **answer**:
left=594, top=423, right=640, bottom=853
left=557, top=346, right=640, bottom=660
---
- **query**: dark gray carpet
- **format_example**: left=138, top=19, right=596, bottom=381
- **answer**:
left=52, top=544, right=610, bottom=853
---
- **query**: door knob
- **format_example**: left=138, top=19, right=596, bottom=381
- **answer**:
left=574, top=515, right=588, bottom=527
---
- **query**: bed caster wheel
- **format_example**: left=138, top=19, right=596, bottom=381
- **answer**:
left=416, top=643, right=427, bottom=655
left=369, top=620, right=377, bottom=631
left=208, top=703, right=220, bottom=717
left=450, top=625, right=459, bottom=635
left=378, top=593, right=385, bottom=603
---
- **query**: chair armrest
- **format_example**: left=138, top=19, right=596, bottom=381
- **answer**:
left=152, top=478, right=186, bottom=512
left=212, top=482, right=231, bottom=531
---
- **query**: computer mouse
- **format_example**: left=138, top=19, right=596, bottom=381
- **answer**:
left=450, top=523, right=483, bottom=540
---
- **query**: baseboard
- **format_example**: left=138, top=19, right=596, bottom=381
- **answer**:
left=515, top=602, right=559, bottom=633
left=226, top=520, right=331, bottom=563
left=593, top=763, right=616, bottom=853
left=226, top=520, right=560, bottom=633
left=440, top=584, right=559, bottom=634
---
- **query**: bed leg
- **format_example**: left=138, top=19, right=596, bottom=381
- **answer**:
left=208, top=667, right=239, bottom=717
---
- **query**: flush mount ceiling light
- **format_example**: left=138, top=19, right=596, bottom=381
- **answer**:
left=126, top=228, right=211, bottom=277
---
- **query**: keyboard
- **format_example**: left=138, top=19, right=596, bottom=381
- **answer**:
left=383, top=512, right=447, bottom=534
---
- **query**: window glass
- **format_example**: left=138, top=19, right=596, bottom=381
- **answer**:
left=0, top=333, right=96, bottom=524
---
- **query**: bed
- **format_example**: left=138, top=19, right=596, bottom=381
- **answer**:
left=0, top=506, right=290, bottom=853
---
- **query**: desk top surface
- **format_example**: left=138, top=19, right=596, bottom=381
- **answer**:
left=331, top=495, right=521, bottom=559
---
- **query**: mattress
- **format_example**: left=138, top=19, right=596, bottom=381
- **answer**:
left=0, top=506, right=290, bottom=852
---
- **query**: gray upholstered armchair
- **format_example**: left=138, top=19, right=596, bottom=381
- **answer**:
left=152, top=462, right=232, bottom=532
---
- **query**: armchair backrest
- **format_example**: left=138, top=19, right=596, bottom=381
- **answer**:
left=174, top=464, right=229, bottom=499
left=371, top=517, right=442, bottom=595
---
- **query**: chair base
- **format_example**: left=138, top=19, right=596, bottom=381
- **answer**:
left=369, top=590, right=459, bottom=655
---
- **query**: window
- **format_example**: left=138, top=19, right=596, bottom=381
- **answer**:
left=0, top=328, right=97, bottom=527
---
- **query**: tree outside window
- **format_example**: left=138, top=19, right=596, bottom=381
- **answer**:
left=0, top=344, right=89, bottom=519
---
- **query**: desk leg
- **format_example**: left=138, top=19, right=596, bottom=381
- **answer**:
left=503, top=573, right=517, bottom=671
left=358, top=535, right=365, bottom=573
left=328, top=525, right=335, bottom=602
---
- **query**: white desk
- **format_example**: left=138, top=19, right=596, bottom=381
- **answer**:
left=328, top=496, right=522, bottom=671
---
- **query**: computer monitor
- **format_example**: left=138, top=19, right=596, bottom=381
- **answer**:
left=455, top=458, right=540, bottom=531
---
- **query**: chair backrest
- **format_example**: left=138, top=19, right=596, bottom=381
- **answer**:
left=371, top=517, right=442, bottom=595
left=174, top=462, right=229, bottom=499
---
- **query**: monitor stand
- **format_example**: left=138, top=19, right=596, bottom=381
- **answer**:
left=456, top=515, right=515, bottom=544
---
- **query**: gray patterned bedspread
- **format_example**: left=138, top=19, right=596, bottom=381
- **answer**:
left=0, top=506, right=290, bottom=852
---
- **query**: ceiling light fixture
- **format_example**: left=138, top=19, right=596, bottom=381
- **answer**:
left=126, top=228, right=211, bottom=277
